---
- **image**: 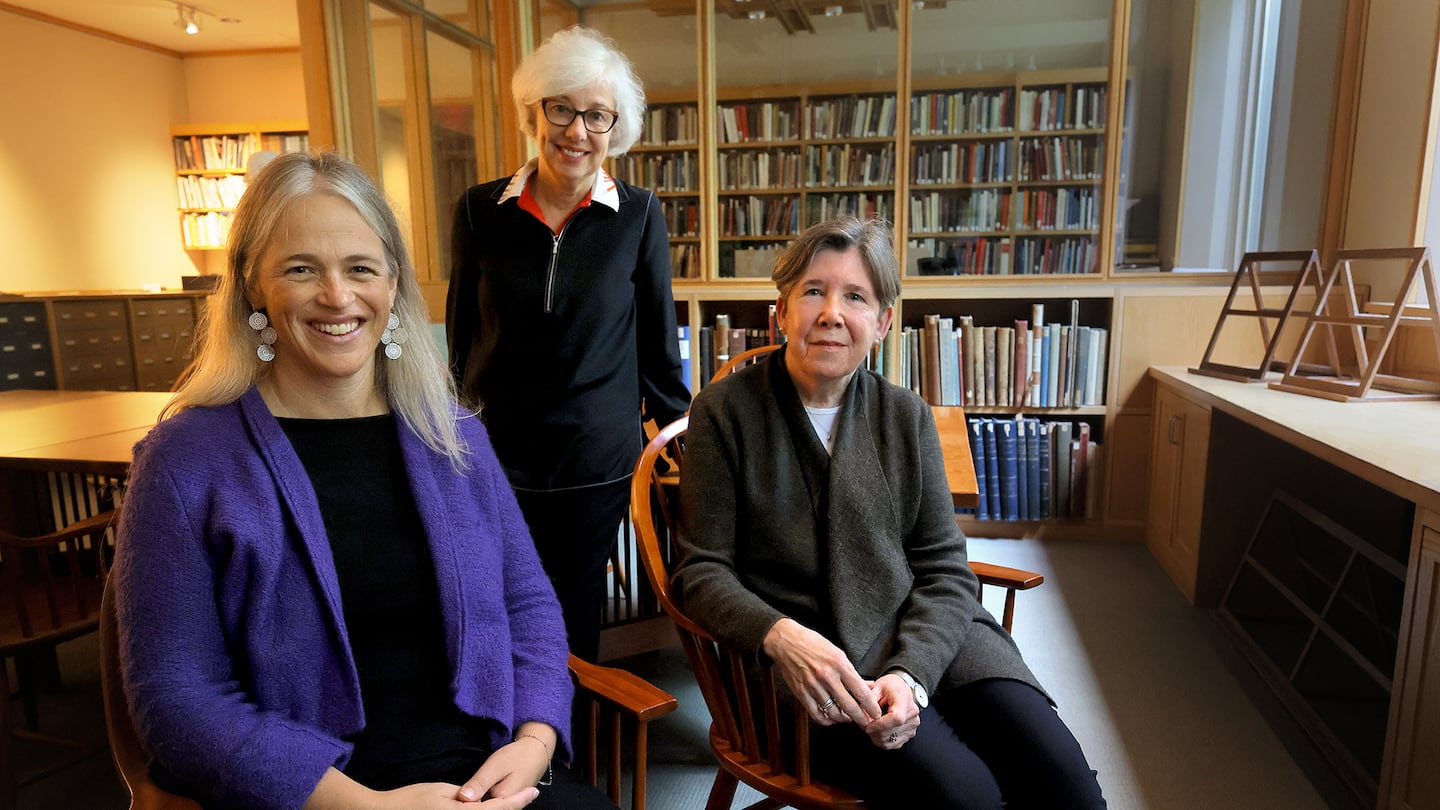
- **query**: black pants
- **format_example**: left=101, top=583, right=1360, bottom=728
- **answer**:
left=513, top=478, right=630, bottom=663
left=812, top=678, right=1107, bottom=809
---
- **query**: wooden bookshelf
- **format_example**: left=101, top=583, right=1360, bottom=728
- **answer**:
left=170, top=120, right=309, bottom=251
left=907, top=68, right=1108, bottom=278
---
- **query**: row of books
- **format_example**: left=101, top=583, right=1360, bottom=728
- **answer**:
left=804, top=143, right=896, bottom=188
left=181, top=211, right=232, bottom=249
left=807, top=95, right=898, bottom=140
left=911, top=88, right=1015, bottom=136
left=639, top=105, right=699, bottom=147
left=613, top=152, right=696, bottom=193
left=1012, top=187, right=1100, bottom=231
left=963, top=416, right=1100, bottom=521
left=909, top=188, right=1010, bottom=234
left=173, top=132, right=309, bottom=173
left=695, top=312, right=785, bottom=385
left=670, top=244, right=701, bottom=280
left=1015, top=85, right=1108, bottom=132
left=176, top=174, right=247, bottom=211
left=1016, top=136, right=1104, bottom=182
left=897, top=302, right=1107, bottom=408
left=910, top=236, right=1098, bottom=276
left=718, top=101, right=802, bottom=144
left=173, top=133, right=260, bottom=172
left=719, top=150, right=803, bottom=191
left=804, top=193, right=895, bottom=228
left=913, top=140, right=1012, bottom=185
left=720, top=196, right=800, bottom=238
left=661, top=199, right=699, bottom=238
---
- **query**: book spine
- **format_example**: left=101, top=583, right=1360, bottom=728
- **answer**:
left=1072, top=421, right=1091, bottom=517
left=1037, top=421, right=1052, bottom=518
left=678, top=325, right=692, bottom=392
left=997, top=419, right=1019, bottom=520
left=1013, top=416, right=1029, bottom=520
left=1052, top=421, right=1073, bottom=518
left=969, top=418, right=989, bottom=520
left=923, top=313, right=942, bottom=405
left=983, top=419, right=1000, bottom=521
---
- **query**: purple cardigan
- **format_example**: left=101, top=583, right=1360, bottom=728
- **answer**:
left=111, top=388, right=573, bottom=810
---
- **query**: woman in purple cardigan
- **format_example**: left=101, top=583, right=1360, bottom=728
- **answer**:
left=111, top=152, right=616, bottom=810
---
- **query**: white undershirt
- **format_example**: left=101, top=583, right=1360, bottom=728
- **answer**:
left=804, top=404, right=842, bottom=455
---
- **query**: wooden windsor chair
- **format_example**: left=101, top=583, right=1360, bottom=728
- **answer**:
left=630, top=416, right=1046, bottom=810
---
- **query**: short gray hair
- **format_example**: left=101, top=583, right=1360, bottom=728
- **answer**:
left=511, top=25, right=645, bottom=156
left=772, top=216, right=901, bottom=310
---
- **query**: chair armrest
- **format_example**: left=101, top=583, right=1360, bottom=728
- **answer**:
left=568, top=654, right=678, bottom=722
left=970, top=561, right=1045, bottom=590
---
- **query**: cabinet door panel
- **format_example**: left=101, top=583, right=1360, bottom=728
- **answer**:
left=1383, top=517, right=1440, bottom=809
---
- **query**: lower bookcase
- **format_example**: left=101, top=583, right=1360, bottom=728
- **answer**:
left=673, top=282, right=1133, bottom=540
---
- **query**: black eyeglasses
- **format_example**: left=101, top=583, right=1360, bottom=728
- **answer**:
left=541, top=98, right=619, bottom=134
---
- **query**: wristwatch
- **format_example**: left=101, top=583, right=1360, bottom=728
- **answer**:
left=890, top=669, right=929, bottom=708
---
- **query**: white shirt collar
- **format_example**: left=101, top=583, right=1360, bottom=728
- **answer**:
left=497, top=158, right=620, bottom=211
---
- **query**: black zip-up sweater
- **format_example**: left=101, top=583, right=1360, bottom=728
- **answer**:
left=446, top=173, right=692, bottom=490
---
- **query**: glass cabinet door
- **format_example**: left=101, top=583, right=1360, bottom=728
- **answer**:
left=907, top=0, right=1113, bottom=279
left=712, top=0, right=900, bottom=280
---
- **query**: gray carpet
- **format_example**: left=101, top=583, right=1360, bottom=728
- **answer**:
left=13, top=538, right=1352, bottom=809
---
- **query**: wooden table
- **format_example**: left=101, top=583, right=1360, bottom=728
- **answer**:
left=0, top=390, right=172, bottom=540
left=932, top=406, right=979, bottom=508
left=0, top=390, right=172, bottom=474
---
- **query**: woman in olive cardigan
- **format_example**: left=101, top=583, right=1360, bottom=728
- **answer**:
left=674, top=216, right=1106, bottom=809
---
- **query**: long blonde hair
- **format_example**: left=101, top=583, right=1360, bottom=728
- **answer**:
left=166, top=151, right=468, bottom=465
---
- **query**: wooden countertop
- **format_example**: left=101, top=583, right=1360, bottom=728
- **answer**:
left=1150, top=366, right=1440, bottom=511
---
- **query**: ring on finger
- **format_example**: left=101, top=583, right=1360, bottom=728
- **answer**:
left=887, top=733, right=898, bottom=743
left=819, top=697, right=836, bottom=718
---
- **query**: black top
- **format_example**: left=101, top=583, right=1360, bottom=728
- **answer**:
left=280, top=414, right=492, bottom=789
left=445, top=175, right=692, bottom=490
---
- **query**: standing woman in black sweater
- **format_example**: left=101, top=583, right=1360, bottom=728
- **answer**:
left=447, top=25, right=691, bottom=662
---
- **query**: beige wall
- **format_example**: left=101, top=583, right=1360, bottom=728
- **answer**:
left=183, top=51, right=307, bottom=123
left=1343, top=0, right=1440, bottom=302
left=0, top=11, right=308, bottom=293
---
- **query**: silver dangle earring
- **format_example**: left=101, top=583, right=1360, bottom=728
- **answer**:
left=380, top=311, right=406, bottom=360
left=248, top=310, right=278, bottom=362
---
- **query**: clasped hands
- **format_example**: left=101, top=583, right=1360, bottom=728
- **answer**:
left=761, top=618, right=921, bottom=750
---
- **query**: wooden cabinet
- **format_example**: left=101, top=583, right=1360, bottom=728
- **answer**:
left=129, top=296, right=201, bottom=392
left=52, top=298, right=134, bottom=390
left=0, top=300, right=56, bottom=391
left=171, top=121, right=308, bottom=250
left=1145, top=376, right=1210, bottom=601
left=0, top=293, right=205, bottom=392
left=1381, top=509, right=1440, bottom=809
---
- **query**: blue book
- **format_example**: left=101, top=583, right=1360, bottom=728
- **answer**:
left=677, top=325, right=692, bottom=393
left=1039, top=327, right=1052, bottom=406
left=996, top=419, right=1019, bottom=521
left=983, top=419, right=1001, bottom=521
left=1024, top=417, right=1041, bottom=520
left=968, top=418, right=989, bottom=520
left=1037, top=421, right=1052, bottom=518
left=1014, top=417, right=1029, bottom=519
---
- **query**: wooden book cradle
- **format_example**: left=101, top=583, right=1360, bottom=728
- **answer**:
left=1268, top=246, right=1440, bottom=402
left=1190, top=250, right=1329, bottom=383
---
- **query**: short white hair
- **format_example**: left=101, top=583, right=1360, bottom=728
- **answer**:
left=511, top=25, right=645, bottom=156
